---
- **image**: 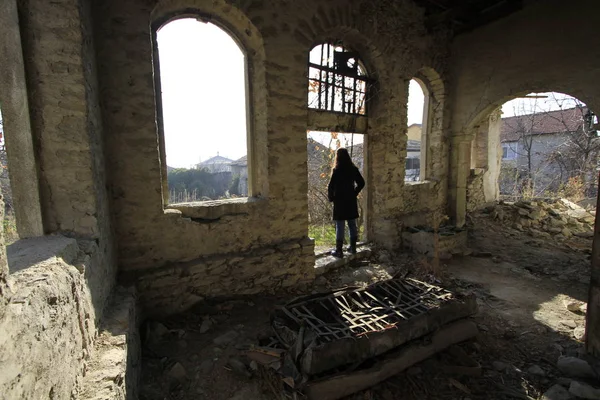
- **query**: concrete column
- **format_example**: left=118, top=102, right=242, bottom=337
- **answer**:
left=0, top=0, right=44, bottom=238
left=448, top=137, right=472, bottom=227
left=586, top=172, right=600, bottom=357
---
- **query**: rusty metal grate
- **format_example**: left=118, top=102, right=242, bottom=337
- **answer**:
left=274, top=278, right=454, bottom=343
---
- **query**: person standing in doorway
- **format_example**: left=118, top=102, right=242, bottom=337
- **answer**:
left=327, top=148, right=365, bottom=258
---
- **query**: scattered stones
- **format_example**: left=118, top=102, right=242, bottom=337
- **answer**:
left=527, top=364, right=546, bottom=377
left=541, top=384, right=574, bottom=400
left=492, top=361, right=508, bottom=372
left=198, top=360, right=214, bottom=374
left=167, top=362, right=187, bottom=382
left=226, top=357, right=251, bottom=378
left=560, top=320, right=577, bottom=329
left=199, top=317, right=213, bottom=334
left=315, top=276, right=328, bottom=286
left=573, top=326, right=586, bottom=341
left=569, top=381, right=600, bottom=399
left=564, top=300, right=585, bottom=313
left=557, top=377, right=573, bottom=387
left=557, top=356, right=596, bottom=379
left=213, top=330, right=239, bottom=347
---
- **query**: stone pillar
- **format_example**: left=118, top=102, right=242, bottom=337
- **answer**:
left=586, top=172, right=600, bottom=357
left=483, top=108, right=502, bottom=203
left=0, top=0, right=44, bottom=238
left=0, top=192, right=10, bottom=320
left=448, top=136, right=472, bottom=227
left=19, top=0, right=111, bottom=240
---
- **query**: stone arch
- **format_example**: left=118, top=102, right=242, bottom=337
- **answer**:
left=412, top=66, right=446, bottom=182
left=150, top=0, right=269, bottom=204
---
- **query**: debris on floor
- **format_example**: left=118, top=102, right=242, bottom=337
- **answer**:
left=254, top=277, right=478, bottom=399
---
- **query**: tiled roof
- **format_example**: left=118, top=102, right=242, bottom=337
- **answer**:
left=501, top=106, right=588, bottom=142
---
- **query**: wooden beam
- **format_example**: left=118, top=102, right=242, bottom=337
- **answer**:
left=304, top=320, right=479, bottom=400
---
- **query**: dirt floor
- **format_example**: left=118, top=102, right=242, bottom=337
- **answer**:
left=139, top=210, right=596, bottom=400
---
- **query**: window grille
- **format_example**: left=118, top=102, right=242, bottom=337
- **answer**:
left=308, top=44, right=369, bottom=116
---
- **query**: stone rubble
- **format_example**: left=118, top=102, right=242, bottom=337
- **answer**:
left=485, top=199, right=595, bottom=241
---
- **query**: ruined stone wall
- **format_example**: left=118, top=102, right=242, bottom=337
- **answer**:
left=17, top=0, right=117, bottom=314
left=0, top=237, right=103, bottom=400
left=447, top=0, right=600, bottom=356
left=447, top=0, right=600, bottom=226
left=93, top=0, right=452, bottom=311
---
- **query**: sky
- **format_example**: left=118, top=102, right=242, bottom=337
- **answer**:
left=154, top=20, right=582, bottom=168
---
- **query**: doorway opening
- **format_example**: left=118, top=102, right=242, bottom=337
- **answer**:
left=307, top=131, right=366, bottom=253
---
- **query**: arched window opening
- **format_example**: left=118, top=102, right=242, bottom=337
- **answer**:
left=0, top=108, right=18, bottom=244
left=497, top=92, right=599, bottom=201
left=308, top=44, right=368, bottom=115
left=155, top=18, right=249, bottom=204
left=406, top=79, right=427, bottom=182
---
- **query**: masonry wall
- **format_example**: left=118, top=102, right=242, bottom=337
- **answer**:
left=447, top=0, right=600, bottom=356
left=93, top=0, right=452, bottom=312
left=17, top=0, right=117, bottom=314
left=447, top=0, right=600, bottom=226
left=0, top=0, right=120, bottom=397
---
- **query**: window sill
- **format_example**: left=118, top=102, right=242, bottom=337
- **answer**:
left=165, top=197, right=266, bottom=221
left=405, top=180, right=434, bottom=189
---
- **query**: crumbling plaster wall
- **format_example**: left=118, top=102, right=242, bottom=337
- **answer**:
left=447, top=0, right=600, bottom=356
left=93, top=0, right=452, bottom=313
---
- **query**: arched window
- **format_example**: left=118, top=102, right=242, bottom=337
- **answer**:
left=153, top=17, right=250, bottom=204
left=308, top=44, right=368, bottom=115
left=406, top=79, right=427, bottom=182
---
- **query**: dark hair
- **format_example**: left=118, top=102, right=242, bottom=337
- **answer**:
left=332, top=148, right=354, bottom=172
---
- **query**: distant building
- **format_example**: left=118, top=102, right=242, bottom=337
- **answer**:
left=499, top=106, right=597, bottom=195
left=230, top=155, right=248, bottom=196
left=407, top=123, right=422, bottom=142
left=196, top=154, right=234, bottom=173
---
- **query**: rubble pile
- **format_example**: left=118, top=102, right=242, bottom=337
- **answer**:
left=485, top=198, right=595, bottom=240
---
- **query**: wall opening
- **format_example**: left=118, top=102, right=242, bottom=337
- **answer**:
left=307, top=131, right=366, bottom=253
left=154, top=17, right=249, bottom=204
left=308, top=44, right=368, bottom=116
left=406, top=79, right=427, bottom=182
left=0, top=108, right=18, bottom=244
left=497, top=92, right=599, bottom=202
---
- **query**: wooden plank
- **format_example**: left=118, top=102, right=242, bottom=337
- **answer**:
left=304, top=320, right=479, bottom=400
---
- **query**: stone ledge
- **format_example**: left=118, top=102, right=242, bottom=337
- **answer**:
left=79, top=286, right=140, bottom=400
left=7, top=235, right=79, bottom=274
left=165, top=196, right=267, bottom=220
left=314, top=245, right=372, bottom=276
left=404, top=180, right=434, bottom=189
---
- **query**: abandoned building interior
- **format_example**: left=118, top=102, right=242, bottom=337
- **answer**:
left=1, top=0, right=600, bottom=398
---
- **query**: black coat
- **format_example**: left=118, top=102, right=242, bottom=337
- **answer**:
left=327, top=166, right=365, bottom=221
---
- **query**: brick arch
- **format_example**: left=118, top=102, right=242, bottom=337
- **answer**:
left=150, top=0, right=269, bottom=203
